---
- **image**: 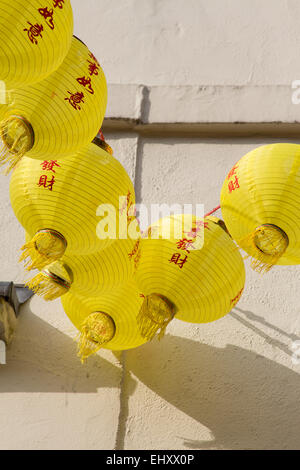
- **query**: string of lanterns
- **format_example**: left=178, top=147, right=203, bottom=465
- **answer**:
left=1, top=1, right=299, bottom=363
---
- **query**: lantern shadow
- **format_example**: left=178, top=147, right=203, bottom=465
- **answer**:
left=0, top=304, right=131, bottom=394
left=126, top=333, right=300, bottom=450
left=232, top=307, right=300, bottom=357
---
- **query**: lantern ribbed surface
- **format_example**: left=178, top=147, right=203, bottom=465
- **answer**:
left=10, top=142, right=135, bottom=269
left=26, top=235, right=142, bottom=300
left=0, top=36, right=107, bottom=170
left=0, top=0, right=73, bottom=90
left=61, top=282, right=148, bottom=355
left=135, top=215, right=245, bottom=332
left=220, top=143, right=300, bottom=271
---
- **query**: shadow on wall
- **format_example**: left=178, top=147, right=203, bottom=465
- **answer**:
left=1, top=304, right=300, bottom=449
left=233, top=307, right=300, bottom=355
left=0, top=305, right=136, bottom=394
left=126, top=327, right=300, bottom=450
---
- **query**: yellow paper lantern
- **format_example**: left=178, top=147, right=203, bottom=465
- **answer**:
left=0, top=0, right=73, bottom=90
left=26, top=235, right=142, bottom=300
left=10, top=141, right=136, bottom=270
left=135, top=214, right=245, bottom=340
left=220, top=143, right=300, bottom=272
left=61, top=282, right=147, bottom=362
left=0, top=36, right=107, bottom=171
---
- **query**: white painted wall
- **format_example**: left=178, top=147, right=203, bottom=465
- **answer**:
left=71, top=0, right=300, bottom=87
left=0, top=0, right=299, bottom=450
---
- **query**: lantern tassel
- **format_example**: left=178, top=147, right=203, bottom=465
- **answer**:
left=77, top=332, right=104, bottom=364
left=238, top=224, right=289, bottom=274
left=77, top=312, right=116, bottom=364
left=0, top=116, right=34, bottom=173
left=20, top=230, right=67, bottom=271
left=0, top=140, right=27, bottom=174
left=25, top=271, right=70, bottom=301
left=136, top=294, right=175, bottom=341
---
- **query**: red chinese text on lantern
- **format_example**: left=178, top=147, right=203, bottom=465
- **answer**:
left=40, top=160, right=61, bottom=173
left=24, top=22, right=44, bottom=44
left=227, top=163, right=240, bottom=193
left=176, top=238, right=195, bottom=254
left=88, top=60, right=100, bottom=76
left=169, top=253, right=188, bottom=269
left=65, top=91, right=85, bottom=110
left=134, top=249, right=142, bottom=270
left=228, top=175, right=240, bottom=193
left=185, top=220, right=209, bottom=239
left=38, top=7, right=55, bottom=30
left=128, top=240, right=140, bottom=260
left=120, top=191, right=135, bottom=221
left=53, top=0, right=64, bottom=8
left=89, top=52, right=100, bottom=67
left=37, top=175, right=56, bottom=191
left=76, top=76, right=94, bottom=95
left=128, top=240, right=142, bottom=270
left=227, top=163, right=238, bottom=180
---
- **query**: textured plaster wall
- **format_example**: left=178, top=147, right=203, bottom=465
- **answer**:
left=71, top=0, right=300, bottom=87
left=107, top=135, right=300, bottom=450
left=0, top=0, right=300, bottom=450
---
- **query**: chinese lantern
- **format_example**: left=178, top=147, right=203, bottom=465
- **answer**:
left=10, top=141, right=136, bottom=271
left=0, top=36, right=107, bottom=171
left=61, top=282, right=147, bottom=363
left=135, top=214, right=245, bottom=340
left=26, top=235, right=142, bottom=300
left=220, top=144, right=300, bottom=272
left=0, top=0, right=73, bottom=91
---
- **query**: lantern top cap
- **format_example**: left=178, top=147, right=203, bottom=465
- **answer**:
left=254, top=224, right=289, bottom=256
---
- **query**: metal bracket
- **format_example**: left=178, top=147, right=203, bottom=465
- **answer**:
left=0, top=282, right=34, bottom=317
left=0, top=283, right=34, bottom=347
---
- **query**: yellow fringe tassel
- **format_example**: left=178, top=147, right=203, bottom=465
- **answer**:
left=26, top=270, right=71, bottom=301
left=238, top=224, right=289, bottom=274
left=136, top=294, right=175, bottom=341
left=0, top=116, right=34, bottom=173
left=20, top=230, right=67, bottom=271
left=77, top=312, right=116, bottom=364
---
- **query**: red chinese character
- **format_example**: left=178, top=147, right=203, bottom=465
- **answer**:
left=128, top=240, right=140, bottom=260
left=38, top=7, right=55, bottom=30
left=185, top=220, right=209, bottom=238
left=65, top=91, right=85, bottom=110
left=76, top=76, right=94, bottom=95
left=40, top=160, right=61, bottom=173
left=134, top=250, right=142, bottom=270
left=119, top=191, right=132, bottom=215
left=24, top=22, right=44, bottom=44
left=228, top=175, right=240, bottom=193
left=227, top=164, right=238, bottom=180
left=37, top=175, right=56, bottom=191
left=176, top=238, right=195, bottom=254
left=169, top=253, right=188, bottom=269
left=88, top=60, right=100, bottom=76
left=89, top=52, right=100, bottom=67
left=53, top=0, right=64, bottom=8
